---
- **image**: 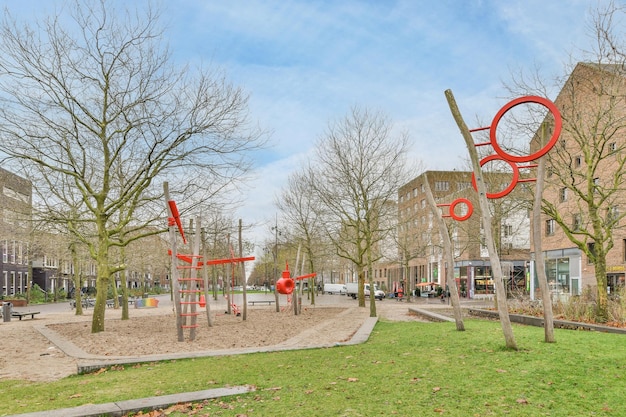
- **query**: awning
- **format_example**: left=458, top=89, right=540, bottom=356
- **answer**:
left=416, top=282, right=437, bottom=287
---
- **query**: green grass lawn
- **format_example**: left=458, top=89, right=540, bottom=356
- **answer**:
left=1, top=319, right=624, bottom=416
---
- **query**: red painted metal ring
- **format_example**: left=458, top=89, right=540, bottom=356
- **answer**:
left=471, top=155, right=520, bottom=199
left=489, top=96, right=562, bottom=163
left=449, top=198, right=473, bottom=221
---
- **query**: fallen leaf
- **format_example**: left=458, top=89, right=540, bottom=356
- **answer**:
left=432, top=387, right=441, bottom=392
left=348, top=378, right=359, bottom=382
left=516, top=398, right=528, bottom=404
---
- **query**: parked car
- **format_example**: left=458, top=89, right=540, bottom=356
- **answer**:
left=346, top=282, right=385, bottom=300
left=323, top=283, right=346, bottom=295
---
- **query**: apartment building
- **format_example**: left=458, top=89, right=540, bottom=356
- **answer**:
left=0, top=167, right=32, bottom=296
left=395, top=170, right=531, bottom=298
left=532, top=62, right=626, bottom=299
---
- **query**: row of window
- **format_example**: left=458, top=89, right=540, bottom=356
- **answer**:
left=546, top=207, right=620, bottom=236
left=399, top=181, right=474, bottom=203
left=1, top=270, right=28, bottom=296
left=2, top=240, right=28, bottom=265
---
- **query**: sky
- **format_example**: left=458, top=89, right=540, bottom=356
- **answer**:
left=1, top=0, right=605, bottom=255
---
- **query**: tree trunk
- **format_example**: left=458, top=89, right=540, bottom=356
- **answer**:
left=367, top=245, right=377, bottom=318
left=445, top=89, right=517, bottom=350
left=357, top=266, right=365, bottom=307
left=595, top=260, right=609, bottom=322
left=91, top=245, right=110, bottom=333
left=70, top=243, right=84, bottom=316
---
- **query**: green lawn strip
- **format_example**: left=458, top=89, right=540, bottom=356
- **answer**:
left=1, top=319, right=624, bottom=417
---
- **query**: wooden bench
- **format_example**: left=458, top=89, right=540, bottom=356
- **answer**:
left=11, top=311, right=40, bottom=320
left=248, top=300, right=275, bottom=306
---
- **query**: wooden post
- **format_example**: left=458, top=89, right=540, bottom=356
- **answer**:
left=164, top=182, right=184, bottom=342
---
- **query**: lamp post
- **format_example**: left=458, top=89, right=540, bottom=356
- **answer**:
left=271, top=215, right=282, bottom=311
left=263, top=246, right=270, bottom=293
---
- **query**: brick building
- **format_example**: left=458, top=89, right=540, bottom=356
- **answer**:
left=0, top=167, right=32, bottom=296
left=532, top=62, right=626, bottom=300
left=394, top=170, right=531, bottom=299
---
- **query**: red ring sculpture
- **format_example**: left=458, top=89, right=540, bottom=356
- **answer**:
left=471, top=155, right=520, bottom=199
left=489, top=95, right=562, bottom=163
left=448, top=198, right=473, bottom=221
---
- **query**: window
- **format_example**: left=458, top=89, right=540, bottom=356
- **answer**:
left=587, top=242, right=595, bottom=264
left=545, top=219, right=555, bottom=236
left=608, top=206, right=619, bottom=224
left=503, top=224, right=513, bottom=237
left=2, top=186, right=29, bottom=203
left=574, top=156, right=582, bottom=167
left=609, top=142, right=617, bottom=152
left=573, top=214, right=582, bottom=231
left=413, top=188, right=418, bottom=197
left=559, top=188, right=568, bottom=202
left=547, top=166, right=553, bottom=178
left=434, top=181, right=449, bottom=192
left=9, top=241, right=15, bottom=264
left=457, top=182, right=472, bottom=191
left=2, top=240, right=6, bottom=263
left=421, top=199, right=426, bottom=208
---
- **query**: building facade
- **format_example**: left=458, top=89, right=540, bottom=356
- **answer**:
left=395, top=170, right=531, bottom=299
left=532, top=62, right=626, bottom=300
left=0, top=167, right=32, bottom=297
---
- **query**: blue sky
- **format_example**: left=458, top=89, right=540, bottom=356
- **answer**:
left=2, top=0, right=602, bottom=251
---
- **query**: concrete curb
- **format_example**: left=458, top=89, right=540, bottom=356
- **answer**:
left=407, top=307, right=455, bottom=322
left=7, top=386, right=254, bottom=417
left=32, top=309, right=380, bottom=375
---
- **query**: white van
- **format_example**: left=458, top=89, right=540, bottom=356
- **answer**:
left=323, top=283, right=346, bottom=295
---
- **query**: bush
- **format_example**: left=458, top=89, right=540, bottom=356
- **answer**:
left=29, top=285, right=47, bottom=304
left=508, top=287, right=626, bottom=325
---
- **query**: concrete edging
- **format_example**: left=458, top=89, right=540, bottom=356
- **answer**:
left=468, top=308, right=626, bottom=334
left=8, top=386, right=254, bottom=417
left=407, top=307, right=455, bottom=322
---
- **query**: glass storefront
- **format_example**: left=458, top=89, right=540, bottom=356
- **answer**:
left=474, top=266, right=493, bottom=294
left=545, top=257, right=570, bottom=295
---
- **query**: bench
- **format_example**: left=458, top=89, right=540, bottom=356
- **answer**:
left=248, top=300, right=275, bottom=306
left=11, top=311, right=40, bottom=320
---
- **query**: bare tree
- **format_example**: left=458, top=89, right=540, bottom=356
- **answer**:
left=275, top=170, right=325, bottom=306
left=307, top=107, right=410, bottom=317
left=0, top=1, right=264, bottom=332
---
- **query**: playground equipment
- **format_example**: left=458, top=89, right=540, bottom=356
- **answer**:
left=276, top=262, right=295, bottom=295
left=164, top=187, right=254, bottom=342
left=276, top=261, right=317, bottom=295
left=438, top=95, right=562, bottom=221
